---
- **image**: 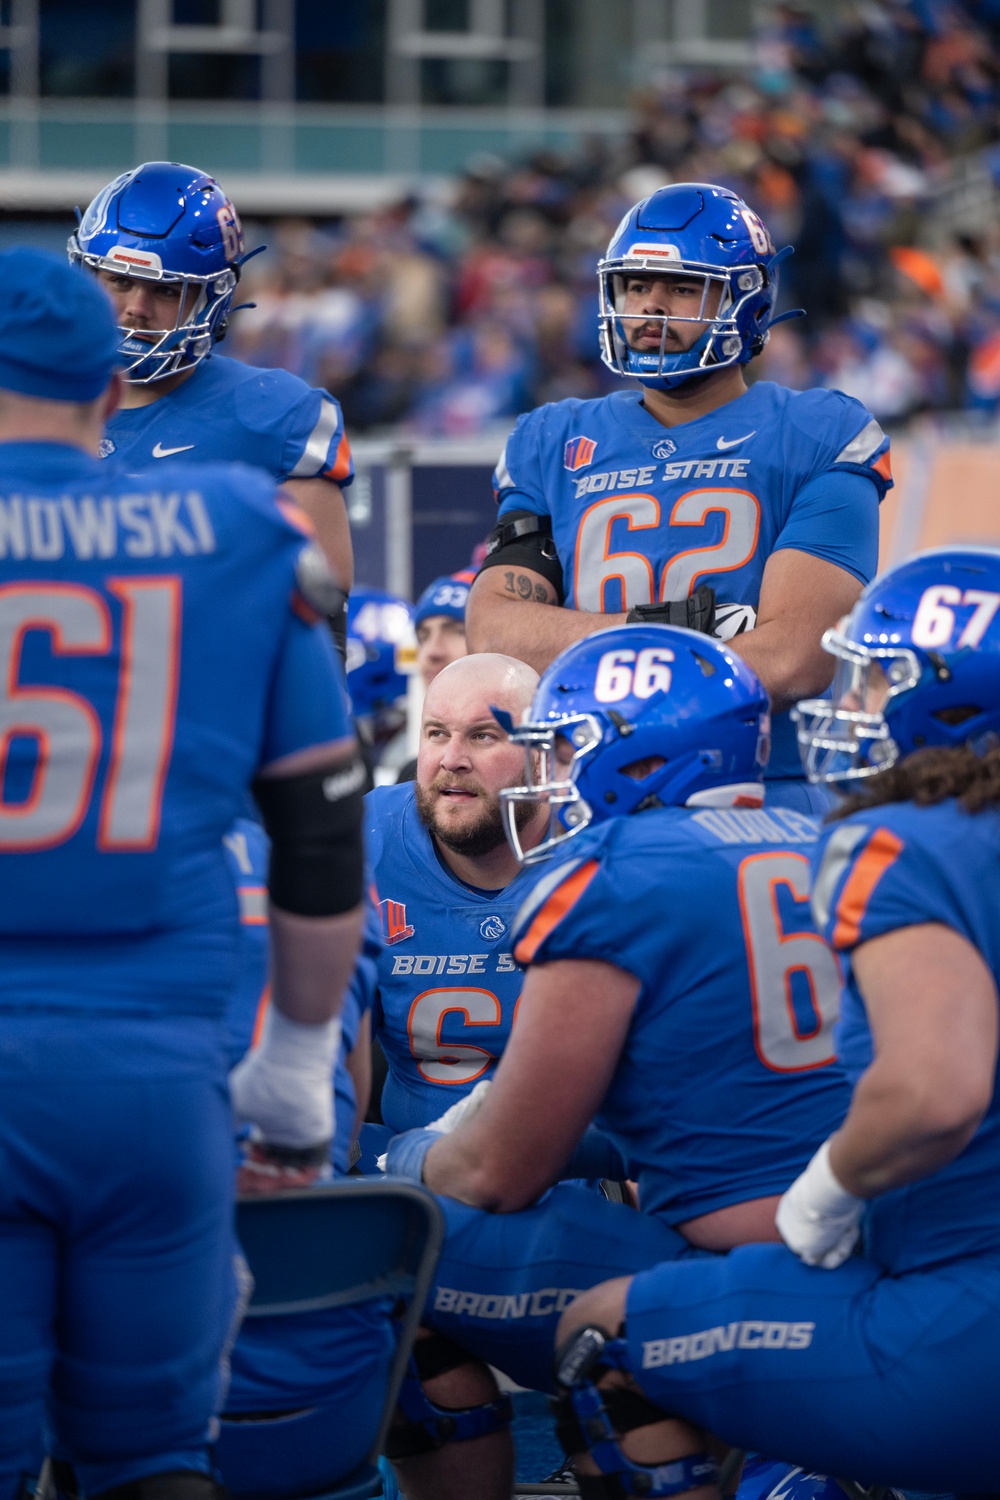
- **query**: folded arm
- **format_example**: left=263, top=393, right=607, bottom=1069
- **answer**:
left=423, top=958, right=640, bottom=1212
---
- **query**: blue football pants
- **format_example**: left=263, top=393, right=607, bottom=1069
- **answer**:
left=0, top=1013, right=240, bottom=1500
left=220, top=1301, right=397, bottom=1496
left=625, top=1243, right=1000, bottom=1492
left=424, top=1184, right=706, bottom=1391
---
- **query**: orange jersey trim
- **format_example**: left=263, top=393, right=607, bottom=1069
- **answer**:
left=514, top=858, right=600, bottom=965
left=250, top=984, right=272, bottom=1049
left=831, top=827, right=904, bottom=950
left=873, top=449, right=892, bottom=483
left=325, top=431, right=353, bottom=483
left=276, top=496, right=316, bottom=537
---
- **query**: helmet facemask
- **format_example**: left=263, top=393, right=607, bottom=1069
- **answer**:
left=69, top=246, right=237, bottom=384
left=794, top=626, right=923, bottom=786
left=597, top=256, right=766, bottom=389
left=500, top=713, right=603, bottom=865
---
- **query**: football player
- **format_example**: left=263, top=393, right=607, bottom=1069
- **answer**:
left=389, top=569, right=477, bottom=787
left=0, top=249, right=364, bottom=1500
left=219, top=822, right=396, bottom=1494
left=346, top=585, right=418, bottom=781
left=381, top=625, right=849, bottom=1500
left=223, top=815, right=380, bottom=1182
left=468, top=182, right=891, bottom=812
left=552, top=549, right=1000, bottom=1495
left=366, top=652, right=545, bottom=1135
left=68, top=160, right=354, bottom=605
left=414, top=570, right=476, bottom=686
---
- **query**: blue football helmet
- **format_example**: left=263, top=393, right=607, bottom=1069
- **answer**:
left=598, top=182, right=797, bottom=390
left=498, top=624, right=770, bottom=864
left=68, top=161, right=248, bottom=383
left=795, top=546, right=1000, bottom=787
left=346, top=587, right=417, bottom=730
left=736, top=1456, right=903, bottom=1500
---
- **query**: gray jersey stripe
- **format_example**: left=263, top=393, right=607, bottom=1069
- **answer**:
left=511, top=855, right=585, bottom=938
left=834, top=418, right=885, bottom=467
left=238, top=887, right=268, bottom=923
left=288, top=399, right=341, bottom=479
left=811, top=822, right=869, bottom=932
left=494, top=444, right=513, bottom=490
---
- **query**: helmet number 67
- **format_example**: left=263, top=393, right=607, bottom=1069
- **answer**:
left=911, top=586, right=1000, bottom=650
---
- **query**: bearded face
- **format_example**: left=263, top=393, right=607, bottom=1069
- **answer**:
left=415, top=768, right=536, bottom=857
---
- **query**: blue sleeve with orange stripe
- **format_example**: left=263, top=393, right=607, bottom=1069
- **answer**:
left=279, top=384, right=354, bottom=488
left=510, top=829, right=652, bottom=985
left=810, top=807, right=961, bottom=956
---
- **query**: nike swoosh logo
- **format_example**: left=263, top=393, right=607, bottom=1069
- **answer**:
left=152, top=442, right=195, bottom=458
left=716, top=432, right=756, bottom=450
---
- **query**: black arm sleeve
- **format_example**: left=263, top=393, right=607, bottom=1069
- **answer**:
left=476, top=509, right=565, bottom=603
left=252, top=757, right=365, bottom=917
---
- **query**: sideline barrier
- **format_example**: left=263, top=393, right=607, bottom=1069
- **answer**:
left=348, top=429, right=1000, bottom=604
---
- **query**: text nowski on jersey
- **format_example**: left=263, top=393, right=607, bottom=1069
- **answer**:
left=0, top=492, right=216, bottom=561
left=574, top=458, right=750, bottom=499
left=392, top=952, right=519, bottom=976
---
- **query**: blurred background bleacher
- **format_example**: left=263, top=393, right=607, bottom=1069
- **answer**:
left=4, top=0, right=1000, bottom=595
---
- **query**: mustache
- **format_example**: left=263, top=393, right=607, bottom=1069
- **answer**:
left=428, top=776, right=487, bottom=797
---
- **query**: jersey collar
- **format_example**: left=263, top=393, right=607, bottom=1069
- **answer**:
left=609, top=381, right=764, bottom=447
left=0, top=439, right=106, bottom=481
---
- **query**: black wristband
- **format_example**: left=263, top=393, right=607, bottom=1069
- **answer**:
left=626, top=583, right=717, bottom=635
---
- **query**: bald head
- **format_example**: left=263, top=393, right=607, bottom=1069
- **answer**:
left=416, top=652, right=542, bottom=868
left=422, top=652, right=539, bottom=731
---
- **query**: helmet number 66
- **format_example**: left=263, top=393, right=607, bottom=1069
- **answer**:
left=594, top=647, right=674, bottom=703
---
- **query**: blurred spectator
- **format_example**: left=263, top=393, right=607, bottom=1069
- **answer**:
left=228, top=0, right=1000, bottom=432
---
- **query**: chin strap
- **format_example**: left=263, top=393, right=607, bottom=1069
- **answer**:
left=551, top=1325, right=719, bottom=1498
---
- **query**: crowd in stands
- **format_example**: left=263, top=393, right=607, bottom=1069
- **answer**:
left=229, top=0, right=1000, bottom=435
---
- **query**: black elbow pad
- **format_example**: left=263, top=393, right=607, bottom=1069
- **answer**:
left=477, top=510, right=565, bottom=602
left=252, top=757, right=366, bottom=917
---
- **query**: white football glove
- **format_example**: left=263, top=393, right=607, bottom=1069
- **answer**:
left=376, top=1080, right=492, bottom=1172
left=776, top=1138, right=865, bottom=1270
left=230, top=1008, right=341, bottom=1150
left=427, top=1078, right=492, bottom=1134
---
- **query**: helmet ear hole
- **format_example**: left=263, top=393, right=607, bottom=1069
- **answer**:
left=620, top=754, right=667, bottom=781
left=932, top=705, right=982, bottom=725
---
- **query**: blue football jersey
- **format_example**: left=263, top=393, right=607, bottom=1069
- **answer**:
left=366, top=782, right=537, bottom=1133
left=223, top=815, right=380, bottom=1175
left=102, top=353, right=354, bottom=487
left=494, top=382, right=890, bottom=778
left=812, top=798, right=1000, bottom=1273
left=0, top=441, right=352, bottom=1014
left=509, top=803, right=851, bottom=1225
